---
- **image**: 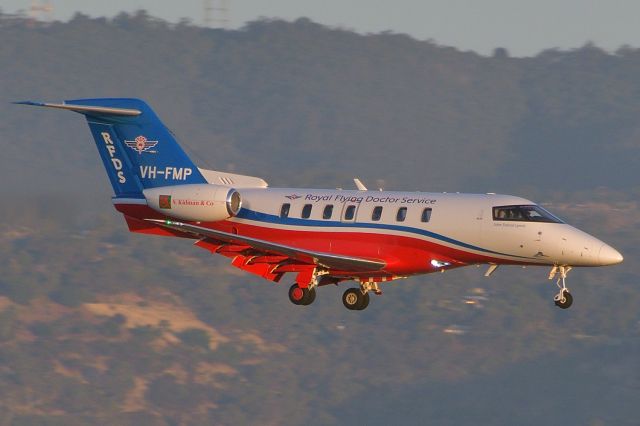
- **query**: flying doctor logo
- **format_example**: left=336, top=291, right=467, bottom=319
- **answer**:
left=124, top=135, right=158, bottom=154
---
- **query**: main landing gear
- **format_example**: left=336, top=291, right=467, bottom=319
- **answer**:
left=549, top=265, right=573, bottom=309
left=288, top=269, right=325, bottom=306
left=288, top=283, right=316, bottom=306
left=287, top=269, right=383, bottom=311
left=342, top=281, right=381, bottom=311
left=342, top=288, right=370, bottom=311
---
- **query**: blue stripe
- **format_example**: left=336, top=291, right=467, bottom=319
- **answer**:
left=236, top=209, right=532, bottom=260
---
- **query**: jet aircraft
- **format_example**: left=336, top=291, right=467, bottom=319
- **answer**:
left=17, top=99, right=624, bottom=311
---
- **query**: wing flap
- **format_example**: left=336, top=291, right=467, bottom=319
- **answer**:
left=146, top=219, right=386, bottom=272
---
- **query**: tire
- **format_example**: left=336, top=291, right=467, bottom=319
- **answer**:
left=342, top=288, right=362, bottom=310
left=289, top=284, right=316, bottom=306
left=554, top=291, right=573, bottom=309
left=357, top=292, right=370, bottom=310
left=302, top=287, right=316, bottom=305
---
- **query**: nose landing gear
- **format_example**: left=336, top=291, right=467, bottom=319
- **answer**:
left=549, top=265, right=573, bottom=309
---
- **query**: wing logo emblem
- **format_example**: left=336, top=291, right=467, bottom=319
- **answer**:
left=285, top=194, right=301, bottom=200
left=124, top=135, right=158, bottom=154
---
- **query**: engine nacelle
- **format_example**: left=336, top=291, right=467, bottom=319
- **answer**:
left=143, top=184, right=242, bottom=222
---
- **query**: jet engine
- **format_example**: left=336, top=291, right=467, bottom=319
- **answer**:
left=143, top=184, right=242, bottom=222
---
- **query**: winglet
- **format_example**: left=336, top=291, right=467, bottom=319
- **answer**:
left=353, top=178, right=368, bottom=191
left=13, top=100, right=142, bottom=116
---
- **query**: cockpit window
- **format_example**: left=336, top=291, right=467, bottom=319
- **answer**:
left=493, top=205, right=563, bottom=223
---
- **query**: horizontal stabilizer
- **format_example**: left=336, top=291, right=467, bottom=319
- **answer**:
left=13, top=101, right=141, bottom=116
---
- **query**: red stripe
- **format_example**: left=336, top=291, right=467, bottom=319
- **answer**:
left=114, top=203, right=533, bottom=275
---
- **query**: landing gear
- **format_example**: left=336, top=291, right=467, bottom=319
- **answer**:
left=288, top=269, right=327, bottom=306
left=288, top=283, right=316, bottom=306
left=287, top=269, right=389, bottom=310
left=550, top=265, right=573, bottom=309
left=342, top=288, right=370, bottom=311
left=554, top=290, right=573, bottom=309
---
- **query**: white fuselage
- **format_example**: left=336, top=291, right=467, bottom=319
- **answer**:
left=223, top=188, right=622, bottom=270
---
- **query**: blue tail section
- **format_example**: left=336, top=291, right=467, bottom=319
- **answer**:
left=66, top=98, right=206, bottom=198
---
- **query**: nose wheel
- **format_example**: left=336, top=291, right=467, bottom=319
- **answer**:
left=554, top=289, right=573, bottom=309
left=550, top=266, right=573, bottom=309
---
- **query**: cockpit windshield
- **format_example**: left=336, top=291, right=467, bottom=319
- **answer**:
left=492, top=205, right=563, bottom=223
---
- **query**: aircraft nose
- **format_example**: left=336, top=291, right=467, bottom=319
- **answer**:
left=599, top=243, right=624, bottom=265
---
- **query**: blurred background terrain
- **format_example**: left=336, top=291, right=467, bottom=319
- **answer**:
left=0, top=11, right=638, bottom=425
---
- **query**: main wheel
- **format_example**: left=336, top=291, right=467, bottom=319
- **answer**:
left=288, top=284, right=316, bottom=306
left=342, top=288, right=369, bottom=311
left=554, top=291, right=573, bottom=309
left=342, top=288, right=360, bottom=310
left=357, top=292, right=370, bottom=310
left=302, top=287, right=316, bottom=305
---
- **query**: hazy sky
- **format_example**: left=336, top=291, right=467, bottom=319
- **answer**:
left=4, top=0, right=640, bottom=56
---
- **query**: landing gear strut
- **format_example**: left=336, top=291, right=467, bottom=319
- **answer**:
left=550, top=266, right=573, bottom=309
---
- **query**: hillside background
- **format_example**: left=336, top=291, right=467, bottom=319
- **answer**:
left=0, top=11, right=638, bottom=425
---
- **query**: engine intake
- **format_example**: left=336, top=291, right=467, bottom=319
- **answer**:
left=143, top=184, right=242, bottom=222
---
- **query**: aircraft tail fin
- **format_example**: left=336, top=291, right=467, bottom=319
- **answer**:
left=15, top=98, right=207, bottom=199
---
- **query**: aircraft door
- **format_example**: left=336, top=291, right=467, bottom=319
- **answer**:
left=483, top=205, right=544, bottom=258
left=476, top=208, right=485, bottom=244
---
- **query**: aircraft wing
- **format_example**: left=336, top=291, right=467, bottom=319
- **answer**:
left=146, top=219, right=386, bottom=272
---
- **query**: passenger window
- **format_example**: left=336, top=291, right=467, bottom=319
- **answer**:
left=280, top=203, right=290, bottom=218
left=323, top=204, right=333, bottom=219
left=421, top=208, right=432, bottom=223
left=371, top=206, right=383, bottom=221
left=301, top=204, right=312, bottom=219
left=344, top=205, right=356, bottom=220
left=396, top=207, right=407, bottom=222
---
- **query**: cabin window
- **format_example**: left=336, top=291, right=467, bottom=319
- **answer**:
left=372, top=206, right=383, bottom=221
left=301, top=204, right=312, bottom=219
left=344, top=205, right=356, bottom=220
left=421, top=207, right=432, bottom=223
left=396, top=207, right=407, bottom=222
left=323, top=204, right=334, bottom=219
left=280, top=203, right=290, bottom=218
left=492, top=205, right=563, bottom=223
